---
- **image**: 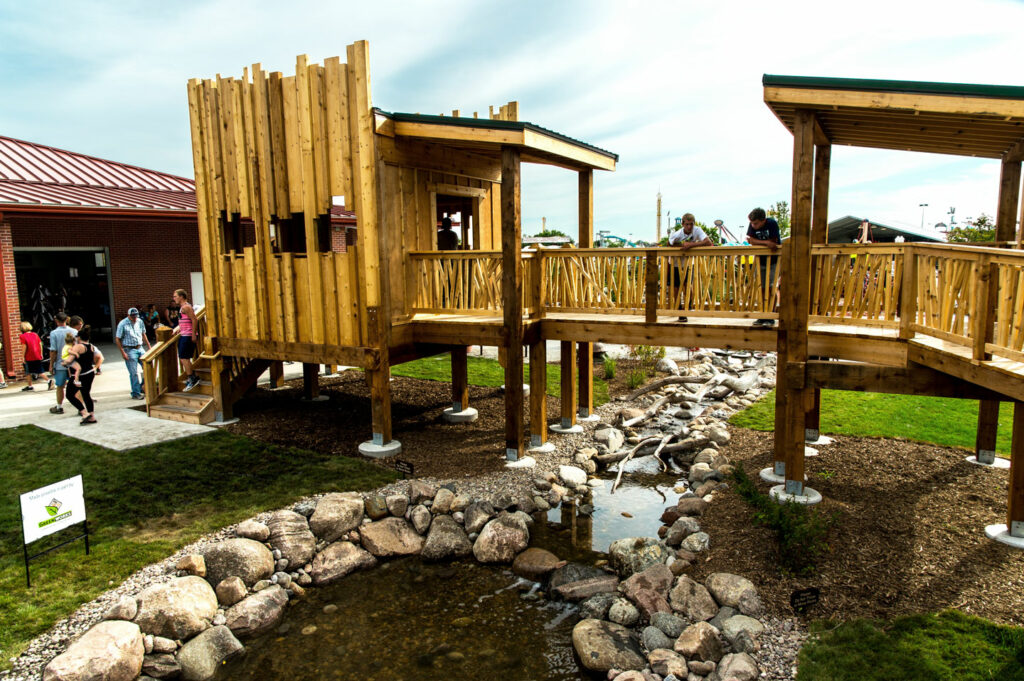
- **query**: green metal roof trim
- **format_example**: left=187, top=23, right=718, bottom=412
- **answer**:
left=379, top=109, right=619, bottom=161
left=763, top=74, right=1024, bottom=101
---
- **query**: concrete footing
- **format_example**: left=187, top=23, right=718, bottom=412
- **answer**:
left=578, top=412, right=601, bottom=423
left=804, top=446, right=819, bottom=457
left=442, top=407, right=479, bottom=424
left=528, top=440, right=556, bottom=453
left=209, top=417, right=240, bottom=427
left=550, top=422, right=584, bottom=434
left=986, top=523, right=1024, bottom=549
left=965, top=454, right=1010, bottom=469
left=358, top=439, right=402, bottom=459
left=506, top=455, right=537, bottom=469
left=759, top=467, right=806, bottom=484
left=500, top=383, right=530, bottom=396
left=769, top=485, right=823, bottom=505
left=806, top=435, right=834, bottom=446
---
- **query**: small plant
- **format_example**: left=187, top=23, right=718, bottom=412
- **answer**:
left=731, top=464, right=839, bottom=576
left=627, top=344, right=666, bottom=377
left=603, top=355, right=617, bottom=380
left=625, top=369, right=646, bottom=390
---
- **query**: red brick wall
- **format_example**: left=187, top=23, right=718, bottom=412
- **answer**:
left=0, top=221, right=23, bottom=379
left=7, top=211, right=201, bottom=332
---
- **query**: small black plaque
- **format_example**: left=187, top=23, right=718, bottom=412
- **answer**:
left=790, top=587, right=820, bottom=615
left=394, top=460, right=414, bottom=478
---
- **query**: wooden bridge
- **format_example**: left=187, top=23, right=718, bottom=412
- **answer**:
left=143, top=43, right=1024, bottom=545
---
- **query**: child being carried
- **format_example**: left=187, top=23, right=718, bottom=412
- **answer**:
left=62, top=333, right=82, bottom=387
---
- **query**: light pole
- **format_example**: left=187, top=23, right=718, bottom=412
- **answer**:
left=919, top=203, right=928, bottom=230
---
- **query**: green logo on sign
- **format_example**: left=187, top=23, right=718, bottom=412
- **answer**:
left=42, top=498, right=66, bottom=523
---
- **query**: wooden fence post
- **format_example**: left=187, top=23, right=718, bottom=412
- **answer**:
left=899, top=245, right=918, bottom=340
left=645, top=250, right=659, bottom=324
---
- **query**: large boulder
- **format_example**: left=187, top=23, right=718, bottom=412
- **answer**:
left=674, top=621, right=723, bottom=662
left=608, top=537, right=670, bottom=578
left=360, top=517, right=425, bottom=557
left=618, top=563, right=673, bottom=620
left=463, top=501, right=494, bottom=535
left=177, top=626, right=244, bottom=681
left=266, top=510, right=316, bottom=569
left=308, top=493, right=364, bottom=542
left=421, top=515, right=473, bottom=561
left=710, top=652, right=759, bottom=681
left=552, top=575, right=620, bottom=602
left=512, top=548, right=564, bottom=580
left=571, top=619, right=645, bottom=673
left=705, top=573, right=764, bottom=617
left=224, top=585, right=288, bottom=639
left=432, top=488, right=455, bottom=514
left=592, top=426, right=625, bottom=453
left=202, top=538, right=274, bottom=588
left=664, top=516, right=701, bottom=547
left=309, top=541, right=378, bottom=585
left=721, top=614, right=765, bottom=651
left=472, top=512, right=529, bottom=563
left=675, top=497, right=708, bottom=517
left=409, top=504, right=432, bottom=535
left=134, top=576, right=218, bottom=640
left=558, top=465, right=588, bottom=487
left=647, top=648, right=687, bottom=678
left=234, top=519, right=269, bottom=542
left=670, top=575, right=719, bottom=621
left=409, top=480, right=437, bottom=504
left=42, top=621, right=143, bottom=681
left=549, top=563, right=607, bottom=591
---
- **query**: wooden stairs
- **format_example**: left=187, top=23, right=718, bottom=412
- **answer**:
left=148, top=364, right=216, bottom=425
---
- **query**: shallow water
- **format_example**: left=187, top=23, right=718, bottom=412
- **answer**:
left=223, top=471, right=686, bottom=681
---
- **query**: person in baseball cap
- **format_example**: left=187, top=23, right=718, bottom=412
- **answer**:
left=115, top=306, right=151, bottom=399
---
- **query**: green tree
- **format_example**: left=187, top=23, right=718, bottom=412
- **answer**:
left=946, top=213, right=996, bottom=244
left=767, top=200, right=791, bottom=239
left=528, top=228, right=574, bottom=245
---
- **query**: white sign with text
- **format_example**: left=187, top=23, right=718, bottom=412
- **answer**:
left=20, top=475, right=86, bottom=544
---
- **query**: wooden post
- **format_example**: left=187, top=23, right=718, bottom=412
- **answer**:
left=805, top=388, right=821, bottom=443
left=976, top=399, right=1000, bottom=465
left=302, top=362, right=320, bottom=400
left=560, top=341, right=578, bottom=429
left=778, top=109, right=815, bottom=497
left=529, top=340, right=548, bottom=447
left=578, top=170, right=595, bottom=418
left=899, top=245, right=918, bottom=340
left=996, top=159, right=1021, bottom=243
left=1009, top=402, right=1024, bottom=537
left=811, top=144, right=831, bottom=245
left=645, top=250, right=659, bottom=324
left=451, top=346, right=468, bottom=412
left=501, top=146, right=524, bottom=461
left=269, top=360, right=284, bottom=389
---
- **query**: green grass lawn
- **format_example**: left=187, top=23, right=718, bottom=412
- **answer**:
left=390, top=354, right=610, bottom=406
left=799, top=610, right=1024, bottom=681
left=730, top=390, right=1013, bottom=456
left=0, top=426, right=397, bottom=670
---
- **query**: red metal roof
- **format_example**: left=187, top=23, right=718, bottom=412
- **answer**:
left=0, top=135, right=196, bottom=213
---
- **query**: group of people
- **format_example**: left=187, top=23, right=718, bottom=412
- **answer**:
left=5, top=288, right=201, bottom=425
left=667, top=207, right=782, bottom=327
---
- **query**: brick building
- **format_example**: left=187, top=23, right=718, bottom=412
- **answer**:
left=0, top=135, right=358, bottom=382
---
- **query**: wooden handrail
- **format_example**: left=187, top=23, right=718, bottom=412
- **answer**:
left=141, top=306, right=207, bottom=406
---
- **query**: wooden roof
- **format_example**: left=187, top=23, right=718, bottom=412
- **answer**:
left=763, top=75, right=1024, bottom=159
left=375, top=110, right=618, bottom=171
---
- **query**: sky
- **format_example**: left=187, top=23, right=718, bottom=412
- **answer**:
left=2, top=0, right=1023, bottom=242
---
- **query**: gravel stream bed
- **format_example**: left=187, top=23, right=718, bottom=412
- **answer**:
left=2, top=390, right=807, bottom=681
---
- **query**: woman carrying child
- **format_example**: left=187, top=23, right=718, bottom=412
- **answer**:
left=64, top=326, right=103, bottom=425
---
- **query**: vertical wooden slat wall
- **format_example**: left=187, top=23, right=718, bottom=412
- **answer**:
left=187, top=42, right=376, bottom=351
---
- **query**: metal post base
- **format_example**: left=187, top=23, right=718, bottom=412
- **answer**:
left=804, top=428, right=819, bottom=442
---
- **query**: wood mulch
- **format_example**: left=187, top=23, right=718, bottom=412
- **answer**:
left=225, top=370, right=560, bottom=479
left=692, top=427, right=1024, bottom=627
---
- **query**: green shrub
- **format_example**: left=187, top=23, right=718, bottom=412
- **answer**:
left=731, top=464, right=838, bottom=576
left=627, top=344, right=666, bottom=378
left=625, top=369, right=646, bottom=390
left=603, top=356, right=617, bottom=379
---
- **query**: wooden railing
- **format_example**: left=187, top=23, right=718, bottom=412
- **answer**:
left=544, top=249, right=647, bottom=313
left=656, top=247, right=779, bottom=318
left=908, top=246, right=980, bottom=345
left=810, top=245, right=905, bottom=327
left=142, top=307, right=207, bottom=409
left=408, top=251, right=534, bottom=314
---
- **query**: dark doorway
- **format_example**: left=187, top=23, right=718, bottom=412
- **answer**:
left=14, top=249, right=113, bottom=341
left=436, top=195, right=475, bottom=250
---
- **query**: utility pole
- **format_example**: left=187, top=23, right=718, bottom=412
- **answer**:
left=656, top=191, right=662, bottom=243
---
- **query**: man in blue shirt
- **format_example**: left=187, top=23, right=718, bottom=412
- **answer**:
left=115, top=307, right=151, bottom=399
left=746, top=207, right=782, bottom=327
left=47, top=312, right=78, bottom=413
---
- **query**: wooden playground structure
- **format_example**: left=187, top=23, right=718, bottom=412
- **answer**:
left=142, top=43, right=1023, bottom=543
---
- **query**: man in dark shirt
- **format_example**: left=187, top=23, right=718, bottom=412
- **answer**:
left=437, top=217, right=459, bottom=250
left=746, top=207, right=782, bottom=327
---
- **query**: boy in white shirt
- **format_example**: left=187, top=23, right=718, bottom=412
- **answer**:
left=667, top=213, right=713, bottom=322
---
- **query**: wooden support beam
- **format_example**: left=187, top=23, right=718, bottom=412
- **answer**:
left=367, top=366, right=393, bottom=443
left=811, top=145, right=831, bottom=244
left=899, top=245, right=918, bottom=340
left=804, top=360, right=1006, bottom=400
left=805, top=388, right=821, bottom=442
left=1009, top=401, right=1024, bottom=536
left=578, top=169, right=594, bottom=418
left=560, top=340, right=577, bottom=429
left=578, top=342, right=593, bottom=418
left=269, top=360, right=284, bottom=388
left=501, top=146, right=525, bottom=461
left=451, top=346, right=468, bottom=412
left=976, top=399, right=1000, bottom=465
left=996, top=159, right=1021, bottom=243
left=645, top=251, right=659, bottom=324
left=778, top=109, right=815, bottom=495
left=529, top=340, right=548, bottom=447
left=216, top=337, right=380, bottom=369
left=302, top=362, right=320, bottom=400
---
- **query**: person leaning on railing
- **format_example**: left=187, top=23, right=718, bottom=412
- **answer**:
left=668, top=213, right=713, bottom=323
left=746, top=207, right=781, bottom=328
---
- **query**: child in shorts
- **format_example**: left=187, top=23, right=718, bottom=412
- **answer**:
left=62, top=333, right=83, bottom=387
